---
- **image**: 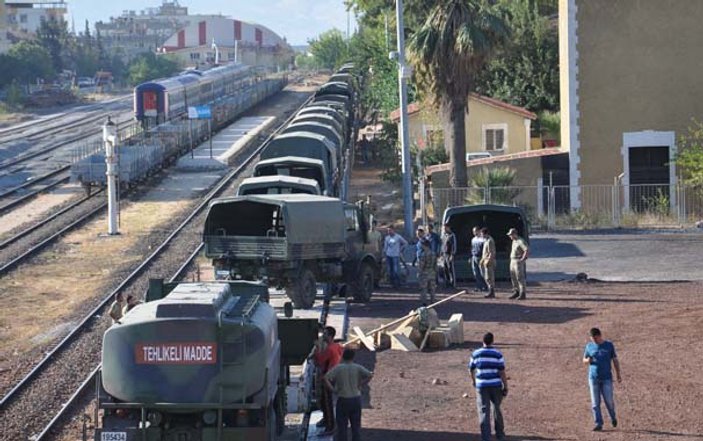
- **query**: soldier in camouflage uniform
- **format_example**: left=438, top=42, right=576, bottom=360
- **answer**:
left=416, top=228, right=437, bottom=304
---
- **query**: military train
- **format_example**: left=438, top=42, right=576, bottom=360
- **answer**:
left=93, top=65, right=365, bottom=441
left=202, top=64, right=384, bottom=309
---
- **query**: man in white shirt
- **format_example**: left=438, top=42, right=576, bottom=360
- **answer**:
left=383, top=225, right=408, bottom=288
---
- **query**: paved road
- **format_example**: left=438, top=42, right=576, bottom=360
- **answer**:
left=529, top=230, right=703, bottom=282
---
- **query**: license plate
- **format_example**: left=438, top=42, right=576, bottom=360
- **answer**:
left=101, top=432, right=127, bottom=441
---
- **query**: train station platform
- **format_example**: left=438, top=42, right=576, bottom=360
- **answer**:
left=174, top=115, right=276, bottom=171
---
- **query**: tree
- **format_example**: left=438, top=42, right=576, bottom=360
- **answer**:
left=408, top=0, right=509, bottom=187
left=347, top=24, right=398, bottom=122
left=676, top=120, right=703, bottom=191
left=308, top=29, right=349, bottom=70
left=475, top=0, right=559, bottom=112
left=36, top=16, right=71, bottom=73
left=294, top=52, right=317, bottom=70
left=127, top=52, right=180, bottom=86
left=0, top=41, right=55, bottom=87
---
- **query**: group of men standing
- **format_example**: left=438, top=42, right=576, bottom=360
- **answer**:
left=379, top=221, right=529, bottom=301
left=411, top=223, right=462, bottom=304
left=470, top=226, right=529, bottom=300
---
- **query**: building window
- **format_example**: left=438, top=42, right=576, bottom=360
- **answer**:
left=228, top=52, right=235, bottom=60
left=190, top=52, right=200, bottom=60
left=20, top=14, right=28, bottom=24
left=483, top=124, right=507, bottom=151
left=422, top=125, right=444, bottom=150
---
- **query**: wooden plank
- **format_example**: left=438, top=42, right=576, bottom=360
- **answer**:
left=344, top=291, right=467, bottom=346
left=353, top=326, right=376, bottom=352
left=392, top=326, right=422, bottom=347
left=390, top=333, right=418, bottom=352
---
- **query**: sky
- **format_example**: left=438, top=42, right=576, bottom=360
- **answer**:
left=66, top=0, right=356, bottom=45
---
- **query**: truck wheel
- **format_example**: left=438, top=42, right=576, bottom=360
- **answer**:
left=286, top=269, right=317, bottom=309
left=351, top=263, right=374, bottom=303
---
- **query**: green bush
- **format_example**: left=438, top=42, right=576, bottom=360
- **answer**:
left=466, top=167, right=520, bottom=205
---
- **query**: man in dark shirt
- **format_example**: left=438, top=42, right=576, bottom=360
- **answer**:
left=441, top=223, right=457, bottom=288
left=582, top=327, right=622, bottom=431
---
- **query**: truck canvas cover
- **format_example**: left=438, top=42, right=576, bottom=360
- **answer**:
left=283, top=121, right=342, bottom=149
left=204, top=194, right=347, bottom=260
left=261, top=132, right=338, bottom=175
left=253, top=156, right=330, bottom=195
left=237, top=175, right=321, bottom=195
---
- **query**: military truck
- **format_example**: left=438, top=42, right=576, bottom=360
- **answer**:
left=253, top=156, right=333, bottom=196
left=283, top=121, right=343, bottom=151
left=237, top=175, right=321, bottom=195
left=259, top=132, right=339, bottom=195
left=203, top=194, right=380, bottom=308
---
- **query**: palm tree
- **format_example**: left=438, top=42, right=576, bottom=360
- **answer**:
left=408, top=0, right=508, bottom=187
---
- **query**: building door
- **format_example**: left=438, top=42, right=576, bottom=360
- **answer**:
left=628, top=146, right=670, bottom=212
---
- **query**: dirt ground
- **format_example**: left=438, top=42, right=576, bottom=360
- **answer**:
left=348, top=281, right=703, bottom=441
left=344, top=162, right=703, bottom=440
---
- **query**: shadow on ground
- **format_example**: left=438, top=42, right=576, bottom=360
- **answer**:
left=352, top=292, right=591, bottom=325
left=530, top=238, right=586, bottom=258
left=361, top=428, right=555, bottom=441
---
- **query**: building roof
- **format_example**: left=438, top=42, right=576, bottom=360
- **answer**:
left=162, top=16, right=289, bottom=52
left=390, top=94, right=537, bottom=122
left=425, top=147, right=567, bottom=175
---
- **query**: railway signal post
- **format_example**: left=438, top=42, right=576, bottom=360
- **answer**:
left=103, top=117, right=120, bottom=236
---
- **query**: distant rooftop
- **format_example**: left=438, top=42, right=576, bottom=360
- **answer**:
left=5, top=0, right=66, bottom=6
left=117, top=1, right=189, bottom=19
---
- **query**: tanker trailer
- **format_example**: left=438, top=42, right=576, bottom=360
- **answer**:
left=92, top=281, right=317, bottom=441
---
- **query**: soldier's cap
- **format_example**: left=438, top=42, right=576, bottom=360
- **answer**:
left=507, top=228, right=518, bottom=236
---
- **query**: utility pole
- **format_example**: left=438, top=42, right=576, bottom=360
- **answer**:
left=394, top=0, right=414, bottom=238
left=103, top=117, right=119, bottom=235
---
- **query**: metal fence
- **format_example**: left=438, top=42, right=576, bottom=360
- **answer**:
left=429, top=183, right=703, bottom=230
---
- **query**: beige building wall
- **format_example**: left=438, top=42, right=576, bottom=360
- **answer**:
left=404, top=97, right=534, bottom=157
left=561, top=0, right=703, bottom=209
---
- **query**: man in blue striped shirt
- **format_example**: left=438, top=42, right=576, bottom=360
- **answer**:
left=469, top=332, right=508, bottom=441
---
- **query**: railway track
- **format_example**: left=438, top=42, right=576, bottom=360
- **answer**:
left=0, top=90, right=315, bottom=441
left=0, top=114, right=136, bottom=173
left=0, top=115, right=135, bottom=222
left=0, top=95, right=131, bottom=142
left=0, top=169, right=71, bottom=216
left=0, top=193, right=106, bottom=278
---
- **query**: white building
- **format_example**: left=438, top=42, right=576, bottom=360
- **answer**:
left=160, top=16, right=294, bottom=69
left=5, top=0, right=66, bottom=36
left=95, top=1, right=222, bottom=62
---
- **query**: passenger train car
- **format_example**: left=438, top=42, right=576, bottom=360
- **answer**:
left=134, top=63, right=255, bottom=127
